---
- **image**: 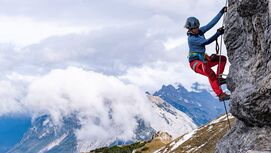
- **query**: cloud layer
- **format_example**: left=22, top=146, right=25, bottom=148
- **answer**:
left=0, top=1, right=229, bottom=124
left=19, top=67, right=161, bottom=149
left=0, top=0, right=228, bottom=116
left=0, top=81, right=25, bottom=115
left=0, top=0, right=227, bottom=84
left=119, top=61, right=210, bottom=92
left=0, top=66, right=200, bottom=150
left=0, top=1, right=230, bottom=150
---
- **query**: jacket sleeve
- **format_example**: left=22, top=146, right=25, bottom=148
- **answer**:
left=201, top=32, right=221, bottom=45
left=200, top=11, right=223, bottom=33
left=189, top=32, right=221, bottom=47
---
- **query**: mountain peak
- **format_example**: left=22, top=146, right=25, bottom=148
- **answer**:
left=161, top=84, right=178, bottom=92
left=153, top=84, right=225, bottom=126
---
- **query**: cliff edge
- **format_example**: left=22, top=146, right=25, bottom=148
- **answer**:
left=216, top=0, right=271, bottom=152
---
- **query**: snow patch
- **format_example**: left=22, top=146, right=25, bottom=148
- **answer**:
left=148, top=95, right=197, bottom=138
left=209, top=114, right=232, bottom=125
left=153, top=147, right=165, bottom=153
left=169, top=141, right=176, bottom=146
left=207, top=125, right=213, bottom=131
left=38, top=129, right=50, bottom=139
left=42, top=118, right=50, bottom=126
left=38, top=133, right=68, bottom=153
left=170, top=129, right=197, bottom=151
left=183, top=99, right=189, bottom=103
left=191, top=142, right=207, bottom=152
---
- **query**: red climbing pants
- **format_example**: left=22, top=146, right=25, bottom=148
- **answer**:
left=190, top=54, right=227, bottom=96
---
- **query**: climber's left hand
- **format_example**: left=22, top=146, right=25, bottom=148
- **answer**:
left=220, top=6, right=227, bottom=14
left=217, top=27, right=225, bottom=35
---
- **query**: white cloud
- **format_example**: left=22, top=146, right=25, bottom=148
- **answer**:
left=0, top=0, right=230, bottom=118
left=0, top=0, right=227, bottom=77
left=0, top=3, right=232, bottom=149
left=0, top=64, right=221, bottom=149
left=164, top=37, right=187, bottom=51
left=1, top=16, right=183, bottom=75
left=0, top=15, right=89, bottom=46
left=6, top=72, right=39, bottom=82
left=0, top=1, right=231, bottom=151
left=0, top=0, right=225, bottom=45
left=119, top=61, right=210, bottom=93
left=0, top=81, right=25, bottom=115
left=0, top=0, right=222, bottom=22
left=0, top=0, right=230, bottom=138
left=20, top=67, right=161, bottom=150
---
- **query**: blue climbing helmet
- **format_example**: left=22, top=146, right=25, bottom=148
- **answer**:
left=185, top=17, right=200, bottom=29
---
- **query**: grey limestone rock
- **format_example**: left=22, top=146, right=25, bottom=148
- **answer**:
left=216, top=120, right=271, bottom=153
left=216, top=0, right=271, bottom=152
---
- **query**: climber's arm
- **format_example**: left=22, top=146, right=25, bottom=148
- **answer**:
left=200, top=10, right=223, bottom=33
left=201, top=32, right=221, bottom=45
left=189, top=32, right=221, bottom=47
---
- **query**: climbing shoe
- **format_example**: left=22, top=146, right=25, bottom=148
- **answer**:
left=219, top=93, right=230, bottom=101
left=218, top=78, right=227, bottom=86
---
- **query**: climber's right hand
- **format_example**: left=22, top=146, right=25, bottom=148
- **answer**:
left=220, top=6, right=227, bottom=14
left=217, top=27, right=225, bottom=35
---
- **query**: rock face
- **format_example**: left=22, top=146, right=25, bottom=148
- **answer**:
left=153, top=131, right=173, bottom=144
left=216, top=0, right=271, bottom=152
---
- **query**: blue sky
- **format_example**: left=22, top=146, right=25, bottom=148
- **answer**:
left=0, top=0, right=229, bottom=148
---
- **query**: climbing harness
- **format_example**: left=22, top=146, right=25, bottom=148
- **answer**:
left=188, top=52, right=206, bottom=72
left=188, top=52, right=207, bottom=63
left=217, top=0, right=231, bottom=130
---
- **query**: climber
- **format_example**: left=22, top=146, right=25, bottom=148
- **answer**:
left=185, top=7, right=230, bottom=101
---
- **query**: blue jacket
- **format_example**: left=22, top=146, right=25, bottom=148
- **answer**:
left=187, top=11, right=223, bottom=62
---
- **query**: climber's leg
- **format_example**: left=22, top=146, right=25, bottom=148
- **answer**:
left=208, top=54, right=227, bottom=77
left=190, top=60, right=223, bottom=96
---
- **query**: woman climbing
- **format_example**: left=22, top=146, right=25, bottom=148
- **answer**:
left=185, top=7, right=230, bottom=101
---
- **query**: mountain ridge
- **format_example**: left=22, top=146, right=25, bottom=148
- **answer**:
left=153, top=83, right=226, bottom=126
left=7, top=86, right=198, bottom=153
left=88, top=114, right=236, bottom=153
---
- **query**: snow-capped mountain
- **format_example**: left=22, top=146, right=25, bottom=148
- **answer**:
left=9, top=114, right=146, bottom=153
left=8, top=115, right=79, bottom=153
left=7, top=94, right=196, bottom=153
left=154, top=83, right=226, bottom=126
left=88, top=114, right=235, bottom=153
left=147, top=94, right=196, bottom=138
